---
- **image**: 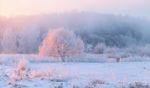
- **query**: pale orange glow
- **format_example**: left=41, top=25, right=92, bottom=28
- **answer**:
left=0, top=0, right=149, bottom=17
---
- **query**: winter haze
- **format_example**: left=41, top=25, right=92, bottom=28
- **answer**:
left=0, top=0, right=150, bottom=88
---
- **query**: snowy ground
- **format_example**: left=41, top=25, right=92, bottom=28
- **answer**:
left=0, top=55, right=150, bottom=88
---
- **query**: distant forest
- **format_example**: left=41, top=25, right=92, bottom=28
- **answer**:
left=0, top=12, right=150, bottom=53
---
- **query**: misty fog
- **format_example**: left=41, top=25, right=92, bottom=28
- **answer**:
left=0, top=12, right=150, bottom=54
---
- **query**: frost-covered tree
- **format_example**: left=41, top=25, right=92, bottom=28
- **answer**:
left=39, top=28, right=84, bottom=61
left=94, top=43, right=106, bottom=54
left=85, top=44, right=93, bottom=53
left=17, top=28, right=41, bottom=53
left=140, top=44, right=150, bottom=56
left=1, top=28, right=19, bottom=53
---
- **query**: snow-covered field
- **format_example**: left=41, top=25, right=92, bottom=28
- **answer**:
left=0, top=54, right=150, bottom=88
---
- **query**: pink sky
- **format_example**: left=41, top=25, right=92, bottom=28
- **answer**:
left=0, top=0, right=150, bottom=17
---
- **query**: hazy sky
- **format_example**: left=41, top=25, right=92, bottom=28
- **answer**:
left=0, top=0, right=150, bottom=17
